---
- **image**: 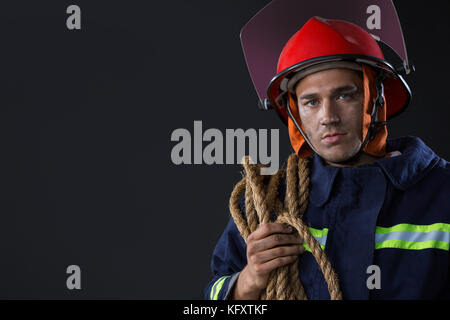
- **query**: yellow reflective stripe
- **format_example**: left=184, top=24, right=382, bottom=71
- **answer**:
left=211, top=276, right=230, bottom=300
left=297, top=224, right=450, bottom=253
left=376, top=223, right=450, bottom=234
left=303, top=243, right=325, bottom=253
left=375, top=223, right=450, bottom=251
left=210, top=276, right=224, bottom=300
left=302, top=227, right=328, bottom=253
left=308, top=227, right=328, bottom=238
left=213, top=277, right=228, bottom=300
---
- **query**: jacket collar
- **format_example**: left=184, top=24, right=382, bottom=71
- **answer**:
left=309, top=136, right=440, bottom=206
left=376, top=136, right=440, bottom=191
left=309, top=154, right=340, bottom=207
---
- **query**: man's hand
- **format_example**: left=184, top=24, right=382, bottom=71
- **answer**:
left=232, top=223, right=305, bottom=300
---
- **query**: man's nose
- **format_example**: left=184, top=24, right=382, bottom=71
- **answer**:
left=319, top=99, right=340, bottom=126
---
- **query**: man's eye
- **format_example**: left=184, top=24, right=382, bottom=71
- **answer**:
left=305, top=100, right=318, bottom=107
left=338, top=93, right=353, bottom=100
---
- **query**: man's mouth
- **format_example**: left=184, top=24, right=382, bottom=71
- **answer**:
left=322, top=133, right=347, bottom=144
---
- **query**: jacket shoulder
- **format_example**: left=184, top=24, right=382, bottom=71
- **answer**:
left=432, top=158, right=450, bottom=176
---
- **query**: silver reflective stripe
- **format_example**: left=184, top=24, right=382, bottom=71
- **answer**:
left=314, top=235, right=327, bottom=246
left=303, top=227, right=328, bottom=252
left=375, top=230, right=450, bottom=243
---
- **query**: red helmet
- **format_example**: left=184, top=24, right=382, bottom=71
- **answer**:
left=266, top=16, right=411, bottom=124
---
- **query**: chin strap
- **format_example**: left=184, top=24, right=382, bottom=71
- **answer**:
left=286, top=75, right=387, bottom=164
left=286, top=98, right=320, bottom=155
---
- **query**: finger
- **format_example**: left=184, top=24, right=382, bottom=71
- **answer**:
left=252, top=233, right=303, bottom=252
left=257, top=255, right=298, bottom=274
left=248, top=223, right=293, bottom=242
left=253, top=245, right=304, bottom=264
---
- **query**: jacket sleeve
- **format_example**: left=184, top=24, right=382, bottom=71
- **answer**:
left=205, top=196, right=247, bottom=300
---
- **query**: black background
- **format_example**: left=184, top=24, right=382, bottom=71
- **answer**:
left=0, top=0, right=448, bottom=299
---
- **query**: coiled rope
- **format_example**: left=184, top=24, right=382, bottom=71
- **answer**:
left=229, top=154, right=342, bottom=300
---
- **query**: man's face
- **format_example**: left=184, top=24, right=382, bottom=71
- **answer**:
left=294, top=68, right=364, bottom=163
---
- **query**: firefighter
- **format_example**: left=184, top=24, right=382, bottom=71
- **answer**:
left=206, top=16, right=450, bottom=300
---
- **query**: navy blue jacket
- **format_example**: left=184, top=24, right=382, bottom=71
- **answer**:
left=206, top=136, right=450, bottom=300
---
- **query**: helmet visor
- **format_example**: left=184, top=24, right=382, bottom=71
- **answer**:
left=240, top=0, right=410, bottom=103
